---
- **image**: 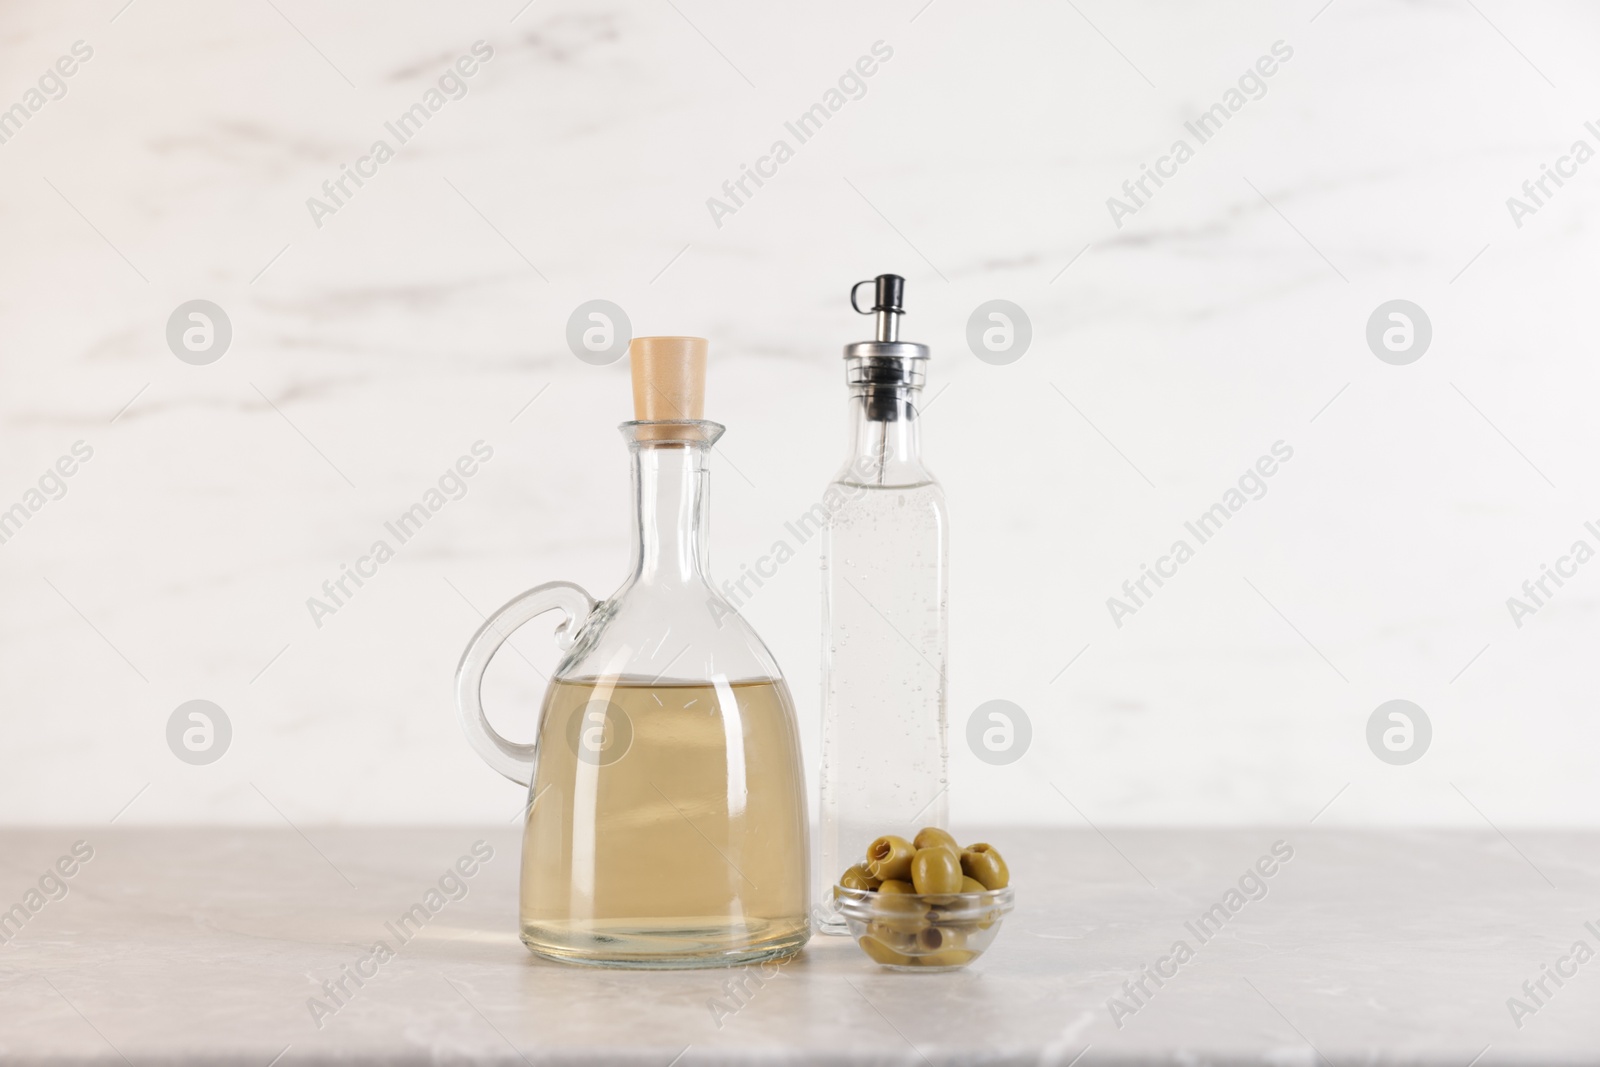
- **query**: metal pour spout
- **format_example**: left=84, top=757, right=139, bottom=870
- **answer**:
left=844, top=273, right=930, bottom=423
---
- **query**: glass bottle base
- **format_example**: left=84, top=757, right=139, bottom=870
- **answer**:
left=520, top=918, right=810, bottom=970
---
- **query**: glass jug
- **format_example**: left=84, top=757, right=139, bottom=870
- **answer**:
left=454, top=337, right=810, bottom=969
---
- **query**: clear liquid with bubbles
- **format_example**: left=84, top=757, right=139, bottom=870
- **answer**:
left=818, top=479, right=949, bottom=929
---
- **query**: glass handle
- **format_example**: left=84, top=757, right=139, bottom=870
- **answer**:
left=454, top=580, right=595, bottom=786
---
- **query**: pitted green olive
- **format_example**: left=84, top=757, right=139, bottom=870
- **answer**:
left=916, top=948, right=976, bottom=968
left=866, top=835, right=915, bottom=881
left=874, top=889, right=929, bottom=931
left=865, top=919, right=917, bottom=950
left=960, top=876, right=986, bottom=894
left=913, top=827, right=961, bottom=854
left=859, top=934, right=914, bottom=966
left=915, top=925, right=966, bottom=952
left=876, top=878, right=915, bottom=895
left=839, top=864, right=880, bottom=892
left=910, top=846, right=964, bottom=895
left=960, top=843, right=1010, bottom=890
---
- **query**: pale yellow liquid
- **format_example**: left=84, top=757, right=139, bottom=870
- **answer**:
left=520, top=677, right=810, bottom=967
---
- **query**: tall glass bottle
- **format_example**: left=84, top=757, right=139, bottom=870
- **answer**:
left=817, top=275, right=949, bottom=932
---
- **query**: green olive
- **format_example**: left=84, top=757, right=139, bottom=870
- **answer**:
left=874, top=891, right=929, bottom=931
left=859, top=934, right=913, bottom=966
left=865, top=919, right=917, bottom=950
left=839, top=864, right=880, bottom=892
left=876, top=878, right=915, bottom=894
left=916, top=948, right=976, bottom=968
left=960, top=876, right=986, bottom=894
left=913, top=827, right=961, bottom=854
left=960, top=843, right=1010, bottom=890
left=942, top=903, right=1005, bottom=931
left=915, top=925, right=965, bottom=952
left=865, top=835, right=915, bottom=881
left=910, top=846, right=964, bottom=894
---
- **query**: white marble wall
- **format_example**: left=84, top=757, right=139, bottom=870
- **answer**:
left=1, top=0, right=1596, bottom=826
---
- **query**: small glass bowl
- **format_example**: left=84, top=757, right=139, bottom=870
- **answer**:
left=833, top=884, right=1015, bottom=972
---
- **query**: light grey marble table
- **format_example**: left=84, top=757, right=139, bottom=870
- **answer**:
left=0, top=827, right=1595, bottom=1065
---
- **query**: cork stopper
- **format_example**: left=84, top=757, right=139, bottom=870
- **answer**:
left=629, top=337, right=707, bottom=441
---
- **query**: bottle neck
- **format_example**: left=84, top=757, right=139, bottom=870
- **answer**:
left=630, top=442, right=711, bottom=584
left=837, top=386, right=932, bottom=488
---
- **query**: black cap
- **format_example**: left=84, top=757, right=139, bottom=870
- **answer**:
left=851, top=273, right=905, bottom=315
